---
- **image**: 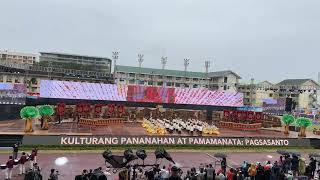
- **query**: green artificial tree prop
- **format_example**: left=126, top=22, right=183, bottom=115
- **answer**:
left=296, top=117, right=312, bottom=137
left=281, top=114, right=295, bottom=135
left=20, top=106, right=40, bottom=133
left=38, top=105, right=55, bottom=130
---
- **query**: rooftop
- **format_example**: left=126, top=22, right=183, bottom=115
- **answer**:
left=39, top=52, right=111, bottom=60
left=276, top=79, right=319, bottom=86
left=116, top=65, right=241, bottom=79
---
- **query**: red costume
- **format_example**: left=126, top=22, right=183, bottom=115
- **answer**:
left=6, top=159, right=14, bottom=169
left=19, top=155, right=27, bottom=164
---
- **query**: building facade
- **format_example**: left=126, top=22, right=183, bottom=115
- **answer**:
left=237, top=81, right=277, bottom=107
left=0, top=63, right=114, bottom=94
left=39, top=52, right=112, bottom=75
left=0, top=50, right=38, bottom=65
left=114, top=65, right=241, bottom=92
left=237, top=79, right=320, bottom=109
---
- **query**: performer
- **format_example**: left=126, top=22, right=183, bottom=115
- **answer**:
left=32, top=147, right=38, bottom=163
left=12, top=142, right=19, bottom=160
left=19, top=152, right=27, bottom=175
left=29, top=150, right=36, bottom=169
left=5, top=156, right=14, bottom=180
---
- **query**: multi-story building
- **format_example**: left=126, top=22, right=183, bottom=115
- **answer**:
left=237, top=81, right=277, bottom=106
left=0, top=62, right=113, bottom=94
left=276, top=79, right=319, bottom=109
left=114, top=65, right=241, bottom=92
left=0, top=50, right=38, bottom=66
left=237, top=79, right=320, bottom=109
left=39, top=52, right=112, bottom=75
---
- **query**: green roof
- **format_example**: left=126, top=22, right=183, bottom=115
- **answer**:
left=116, top=65, right=206, bottom=78
left=116, top=65, right=241, bottom=79
left=277, top=79, right=317, bottom=86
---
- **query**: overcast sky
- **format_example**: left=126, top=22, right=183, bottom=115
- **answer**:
left=0, top=0, right=319, bottom=83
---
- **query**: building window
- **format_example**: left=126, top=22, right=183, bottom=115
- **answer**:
left=157, top=82, right=163, bottom=86
left=176, top=77, right=181, bottom=81
left=139, top=80, right=144, bottom=85
left=224, top=85, right=227, bottom=90
left=129, top=73, right=135, bottom=77
left=175, top=83, right=180, bottom=87
left=6, top=76, right=12, bottom=82
left=193, top=84, right=198, bottom=88
left=246, top=92, right=250, bottom=96
left=193, top=78, right=199, bottom=81
left=269, top=93, right=273, bottom=97
left=166, top=82, right=173, bottom=86
left=140, top=74, right=145, bottom=78
left=119, top=78, right=125, bottom=82
left=129, top=79, right=135, bottom=84
left=166, top=76, right=172, bottom=80
left=224, top=77, right=228, bottom=83
left=148, top=81, right=153, bottom=86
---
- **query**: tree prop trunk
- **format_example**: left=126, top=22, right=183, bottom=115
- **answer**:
left=25, top=118, right=33, bottom=133
left=298, top=127, right=307, bottom=137
left=284, top=125, right=289, bottom=135
left=42, top=116, right=49, bottom=130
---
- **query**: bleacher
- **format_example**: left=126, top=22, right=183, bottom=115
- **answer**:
left=0, top=135, right=23, bottom=147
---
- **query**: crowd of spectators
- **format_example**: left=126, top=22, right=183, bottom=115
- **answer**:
left=114, top=154, right=319, bottom=180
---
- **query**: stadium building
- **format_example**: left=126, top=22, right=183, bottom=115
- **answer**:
left=114, top=65, right=241, bottom=92
left=39, top=52, right=112, bottom=74
left=0, top=50, right=38, bottom=66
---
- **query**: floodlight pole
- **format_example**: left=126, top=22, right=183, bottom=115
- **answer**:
left=184, top=58, right=190, bottom=88
left=161, top=56, right=167, bottom=86
left=137, top=54, right=144, bottom=85
left=205, top=60, right=210, bottom=88
left=112, top=51, right=119, bottom=78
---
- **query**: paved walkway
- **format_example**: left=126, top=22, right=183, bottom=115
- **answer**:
left=0, top=151, right=312, bottom=180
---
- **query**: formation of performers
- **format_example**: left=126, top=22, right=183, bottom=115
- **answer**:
left=142, top=118, right=219, bottom=135
left=2, top=143, right=38, bottom=180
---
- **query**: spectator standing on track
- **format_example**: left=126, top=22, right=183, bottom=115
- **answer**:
left=272, top=161, right=280, bottom=179
left=206, top=164, right=215, bottom=180
left=291, top=155, right=299, bottom=176
left=12, top=142, right=19, bottom=159
left=221, top=158, right=227, bottom=175
left=28, top=149, right=36, bottom=169
left=5, top=156, right=14, bottom=180
left=226, top=168, right=235, bottom=180
left=160, top=166, right=170, bottom=180
left=310, top=157, right=317, bottom=178
left=32, top=147, right=38, bottom=163
left=248, top=164, right=256, bottom=180
left=19, top=152, right=27, bottom=175
left=49, top=169, right=59, bottom=180
left=255, top=163, right=264, bottom=180
left=168, top=166, right=182, bottom=180
left=298, top=158, right=306, bottom=176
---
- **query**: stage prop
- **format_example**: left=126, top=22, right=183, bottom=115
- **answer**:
left=281, top=114, right=295, bottom=135
left=222, top=110, right=281, bottom=129
left=296, top=117, right=312, bottom=137
left=79, top=118, right=125, bottom=127
left=37, top=105, right=55, bottom=130
left=218, top=121, right=262, bottom=131
left=20, top=106, right=40, bottom=133
left=56, top=103, right=66, bottom=123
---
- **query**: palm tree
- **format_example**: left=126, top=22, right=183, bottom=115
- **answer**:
left=20, top=106, right=40, bottom=133
left=296, top=117, right=312, bottom=137
left=38, top=105, right=55, bottom=130
left=281, top=114, right=295, bottom=135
